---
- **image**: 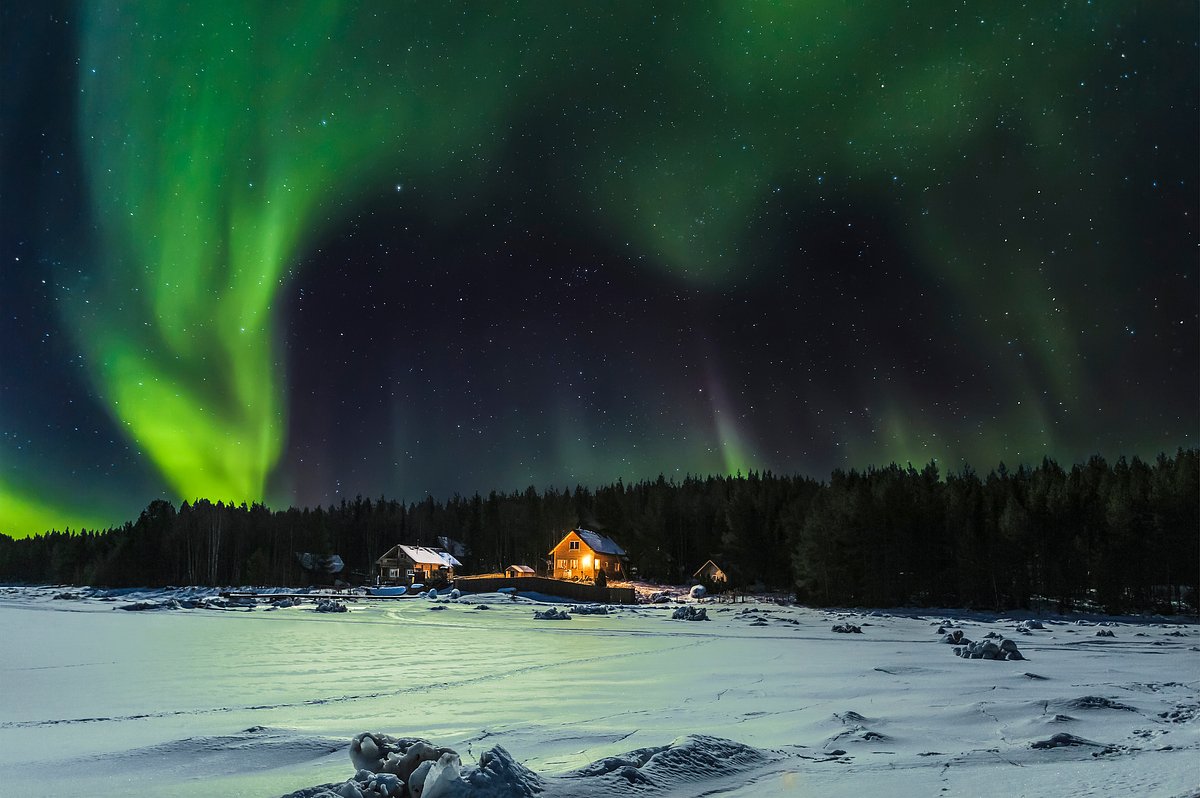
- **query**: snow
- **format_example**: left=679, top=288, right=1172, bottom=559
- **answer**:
left=0, top=585, right=1197, bottom=797
left=572, top=529, right=626, bottom=556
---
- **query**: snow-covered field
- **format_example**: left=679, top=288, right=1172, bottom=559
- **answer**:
left=1, top=585, right=1197, bottom=797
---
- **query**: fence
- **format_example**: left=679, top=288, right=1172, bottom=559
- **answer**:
left=454, top=575, right=636, bottom=605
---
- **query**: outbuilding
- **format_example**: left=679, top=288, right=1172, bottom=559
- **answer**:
left=506, top=564, right=536, bottom=578
left=693, top=559, right=729, bottom=585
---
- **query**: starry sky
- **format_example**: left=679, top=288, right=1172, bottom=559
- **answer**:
left=2, top=2, right=1196, bottom=538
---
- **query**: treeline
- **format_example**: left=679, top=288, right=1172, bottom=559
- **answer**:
left=0, top=450, right=1195, bottom=613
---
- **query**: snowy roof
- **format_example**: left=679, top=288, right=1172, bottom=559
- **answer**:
left=507, top=565, right=535, bottom=573
left=572, top=529, right=628, bottom=557
left=394, top=545, right=462, bottom=568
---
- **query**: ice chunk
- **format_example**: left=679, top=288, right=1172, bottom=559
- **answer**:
left=349, top=734, right=455, bottom=782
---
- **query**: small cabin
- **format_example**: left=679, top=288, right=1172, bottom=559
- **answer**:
left=376, top=544, right=462, bottom=586
left=548, top=529, right=629, bottom=581
left=506, top=564, right=535, bottom=578
left=693, top=559, right=728, bottom=585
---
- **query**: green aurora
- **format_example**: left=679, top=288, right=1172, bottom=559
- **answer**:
left=1, top=1, right=1195, bottom=536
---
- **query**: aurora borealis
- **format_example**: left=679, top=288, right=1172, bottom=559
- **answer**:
left=2, top=2, right=1196, bottom=538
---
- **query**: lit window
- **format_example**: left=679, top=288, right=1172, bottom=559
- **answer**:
left=569, top=540, right=580, bottom=550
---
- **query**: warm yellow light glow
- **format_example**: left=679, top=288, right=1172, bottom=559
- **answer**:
left=582, top=554, right=593, bottom=569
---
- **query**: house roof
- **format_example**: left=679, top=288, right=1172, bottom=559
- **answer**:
left=507, top=564, right=535, bottom=573
left=380, top=544, right=462, bottom=568
left=552, top=528, right=627, bottom=557
left=692, top=559, right=725, bottom=578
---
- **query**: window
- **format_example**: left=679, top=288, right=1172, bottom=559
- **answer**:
left=570, top=559, right=578, bottom=568
left=557, top=559, right=566, bottom=569
left=568, top=540, right=580, bottom=550
left=388, top=568, right=399, bottom=579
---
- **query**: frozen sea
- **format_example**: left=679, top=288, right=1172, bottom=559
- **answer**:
left=0, top=585, right=1197, bottom=797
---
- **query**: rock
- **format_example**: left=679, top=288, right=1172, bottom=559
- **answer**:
left=315, top=599, right=349, bottom=613
left=533, top=608, right=571, bottom=620
left=831, top=624, right=862, bottom=634
left=689, top=584, right=707, bottom=599
left=672, top=606, right=709, bottom=621
left=1096, top=629, right=1116, bottom=637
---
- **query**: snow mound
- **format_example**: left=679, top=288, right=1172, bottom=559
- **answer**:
left=568, top=605, right=609, bottom=615
left=118, top=599, right=182, bottom=611
left=1031, top=732, right=1107, bottom=750
left=671, top=606, right=708, bottom=621
left=954, top=637, right=1024, bottom=660
left=72, top=726, right=346, bottom=781
left=462, top=745, right=544, bottom=797
left=532, top=608, right=571, bottom=621
left=315, top=599, right=349, bottom=613
left=564, top=734, right=771, bottom=791
left=1016, top=619, right=1045, bottom=631
left=1055, top=695, right=1137, bottom=712
left=689, top=584, right=706, bottom=599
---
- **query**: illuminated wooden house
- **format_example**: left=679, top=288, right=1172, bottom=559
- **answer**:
left=548, top=529, right=629, bottom=581
left=376, top=544, right=462, bottom=586
left=505, top=564, right=535, bottom=578
left=692, top=559, right=728, bottom=585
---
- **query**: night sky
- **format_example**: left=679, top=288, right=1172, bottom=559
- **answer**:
left=2, top=2, right=1196, bottom=538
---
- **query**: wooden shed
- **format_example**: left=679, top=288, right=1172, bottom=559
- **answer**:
left=506, top=564, right=535, bottom=578
left=692, top=559, right=728, bottom=585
